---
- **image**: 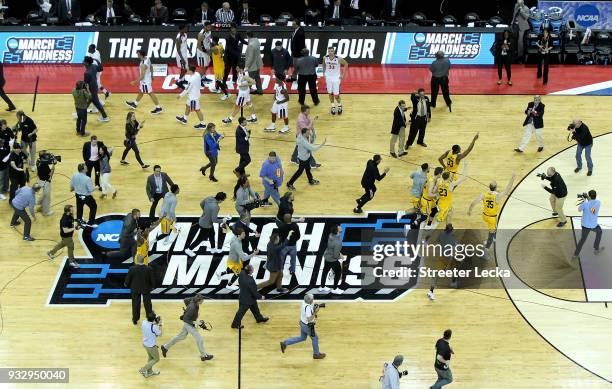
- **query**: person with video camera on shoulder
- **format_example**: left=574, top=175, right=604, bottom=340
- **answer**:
left=567, top=119, right=594, bottom=176
left=538, top=167, right=567, bottom=227
left=36, top=150, right=60, bottom=216
left=380, top=355, right=408, bottom=389
left=280, top=293, right=326, bottom=360
left=161, top=294, right=214, bottom=362
left=139, top=311, right=162, bottom=378
left=234, top=175, right=262, bottom=224
left=572, top=190, right=604, bottom=264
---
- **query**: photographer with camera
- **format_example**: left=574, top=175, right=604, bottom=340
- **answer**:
left=538, top=167, right=567, bottom=227
left=573, top=190, right=604, bottom=262
left=47, top=205, right=80, bottom=268
left=380, top=355, right=408, bottom=389
left=515, top=95, right=545, bottom=153
left=234, top=175, right=260, bottom=224
left=230, top=264, right=269, bottom=329
left=280, top=293, right=326, bottom=360
left=568, top=119, right=594, bottom=176
left=36, top=150, right=58, bottom=216
left=161, top=294, right=214, bottom=362
left=139, top=311, right=162, bottom=378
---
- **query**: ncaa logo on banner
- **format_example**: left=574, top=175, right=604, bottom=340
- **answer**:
left=574, top=4, right=600, bottom=28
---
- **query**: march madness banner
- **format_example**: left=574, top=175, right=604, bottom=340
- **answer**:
left=382, top=32, right=496, bottom=65
left=0, top=32, right=95, bottom=64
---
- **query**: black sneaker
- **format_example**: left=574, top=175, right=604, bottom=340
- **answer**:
left=194, top=123, right=206, bottom=130
left=574, top=168, right=582, bottom=173
left=587, top=171, right=593, bottom=176
left=23, top=236, right=35, bottom=241
left=286, top=184, right=296, bottom=191
left=222, top=117, right=232, bottom=124
left=141, top=164, right=150, bottom=169
left=256, top=317, right=269, bottom=323
left=200, top=167, right=207, bottom=176
left=353, top=207, right=363, bottom=214
left=125, top=101, right=137, bottom=109
left=261, top=200, right=273, bottom=207
left=176, top=116, right=188, bottom=125
left=247, top=117, right=257, bottom=123
left=331, top=107, right=336, bottom=115
left=201, top=354, right=214, bottom=361
left=104, top=90, right=111, bottom=99
left=161, top=345, right=168, bottom=358
left=338, top=106, right=343, bottom=115
left=210, top=176, right=218, bottom=182
left=151, top=107, right=163, bottom=115
left=120, top=160, right=129, bottom=165
left=309, top=179, right=320, bottom=185
left=10, top=221, right=21, bottom=227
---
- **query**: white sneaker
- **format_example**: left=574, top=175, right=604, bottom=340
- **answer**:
left=71, top=112, right=78, bottom=119
left=226, top=283, right=239, bottom=291
left=318, top=287, right=331, bottom=293
left=279, top=126, right=291, bottom=134
left=220, top=94, right=230, bottom=101
left=163, top=235, right=171, bottom=244
left=331, top=288, right=343, bottom=295
left=87, top=107, right=99, bottom=114
left=185, top=248, right=195, bottom=257
left=98, top=117, right=110, bottom=122
left=427, top=290, right=435, bottom=300
left=0, top=194, right=6, bottom=200
left=396, top=210, right=406, bottom=222
left=264, top=124, right=276, bottom=132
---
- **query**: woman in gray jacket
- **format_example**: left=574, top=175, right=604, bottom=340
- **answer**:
left=98, top=145, right=117, bottom=199
left=319, top=224, right=345, bottom=294
left=233, top=175, right=258, bottom=223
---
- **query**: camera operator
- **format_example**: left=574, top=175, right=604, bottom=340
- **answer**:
left=539, top=167, right=567, bottom=227
left=280, top=293, right=326, bottom=359
left=15, top=110, right=38, bottom=170
left=8, top=143, right=27, bottom=201
left=36, top=150, right=56, bottom=217
left=380, top=355, right=408, bottom=389
left=47, top=205, right=80, bottom=268
left=573, top=190, right=604, bottom=261
left=568, top=119, right=594, bottom=176
left=139, top=311, right=162, bottom=378
left=161, top=294, right=214, bottom=362
left=233, top=175, right=260, bottom=224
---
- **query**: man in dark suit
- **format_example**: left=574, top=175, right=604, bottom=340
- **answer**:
left=234, top=117, right=251, bottom=174
left=389, top=100, right=408, bottom=158
left=0, top=62, right=16, bottom=112
left=82, top=135, right=104, bottom=189
left=54, top=0, right=81, bottom=24
left=326, top=0, right=345, bottom=25
left=149, top=0, right=169, bottom=24
left=223, top=23, right=247, bottom=84
left=381, top=0, right=404, bottom=20
left=237, top=0, right=257, bottom=25
left=146, top=165, right=175, bottom=219
left=231, top=264, right=269, bottom=329
left=108, top=209, right=141, bottom=261
left=406, top=89, right=431, bottom=148
left=193, top=1, right=214, bottom=24
left=96, top=0, right=123, bottom=24
left=515, top=95, right=545, bottom=153
left=124, top=251, right=156, bottom=325
left=289, top=20, right=306, bottom=82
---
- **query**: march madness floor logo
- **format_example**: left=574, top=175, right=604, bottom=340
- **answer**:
left=47, top=213, right=419, bottom=305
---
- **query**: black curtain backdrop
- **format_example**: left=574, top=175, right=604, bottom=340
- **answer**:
left=4, top=0, right=544, bottom=25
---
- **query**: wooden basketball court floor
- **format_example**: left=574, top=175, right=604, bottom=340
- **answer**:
left=0, top=91, right=611, bottom=388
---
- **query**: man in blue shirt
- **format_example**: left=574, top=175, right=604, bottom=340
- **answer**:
left=573, top=190, right=604, bottom=260
left=10, top=184, right=41, bottom=241
left=259, top=151, right=283, bottom=206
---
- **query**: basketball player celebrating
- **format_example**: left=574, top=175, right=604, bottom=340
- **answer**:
left=175, top=25, right=190, bottom=89
left=418, top=166, right=443, bottom=228
left=468, top=172, right=516, bottom=259
left=435, top=164, right=468, bottom=229
left=176, top=66, right=206, bottom=129
left=322, top=47, right=348, bottom=115
left=86, top=44, right=111, bottom=100
left=211, top=36, right=230, bottom=100
left=196, top=21, right=213, bottom=84
left=125, top=50, right=163, bottom=115
left=438, top=133, right=478, bottom=181
left=222, top=65, right=257, bottom=124
left=264, top=75, right=290, bottom=134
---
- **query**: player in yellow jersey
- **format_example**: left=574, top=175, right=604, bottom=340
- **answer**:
left=434, top=164, right=468, bottom=229
left=438, top=133, right=479, bottom=181
left=468, top=172, right=516, bottom=259
left=210, top=36, right=229, bottom=100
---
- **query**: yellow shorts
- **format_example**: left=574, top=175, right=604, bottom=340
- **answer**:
left=160, top=218, right=174, bottom=234
left=482, top=214, right=497, bottom=231
left=437, top=205, right=452, bottom=222
left=214, top=65, right=224, bottom=80
left=420, top=198, right=433, bottom=215
left=409, top=195, right=420, bottom=209
left=227, top=259, right=243, bottom=274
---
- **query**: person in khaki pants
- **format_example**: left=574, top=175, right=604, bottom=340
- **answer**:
left=47, top=205, right=80, bottom=268
left=389, top=100, right=408, bottom=158
left=541, top=167, right=567, bottom=227
left=140, top=312, right=162, bottom=378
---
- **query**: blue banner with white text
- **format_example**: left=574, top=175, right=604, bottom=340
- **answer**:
left=0, top=32, right=96, bottom=64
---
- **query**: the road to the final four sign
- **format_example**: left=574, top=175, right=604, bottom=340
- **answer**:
left=47, top=212, right=421, bottom=305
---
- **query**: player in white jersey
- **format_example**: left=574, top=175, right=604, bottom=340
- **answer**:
left=322, top=47, right=349, bottom=115
left=86, top=44, right=111, bottom=100
left=264, top=74, right=290, bottom=134
left=125, top=50, right=163, bottom=115
left=196, top=21, right=213, bottom=85
left=222, top=65, right=257, bottom=124
left=175, top=24, right=190, bottom=89
left=176, top=66, right=206, bottom=129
